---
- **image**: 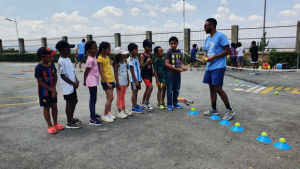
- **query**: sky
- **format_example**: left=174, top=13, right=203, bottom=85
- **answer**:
left=1, top=0, right=300, bottom=43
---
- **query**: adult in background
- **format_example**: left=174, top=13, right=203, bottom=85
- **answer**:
left=202, top=18, right=236, bottom=120
left=75, top=39, right=86, bottom=72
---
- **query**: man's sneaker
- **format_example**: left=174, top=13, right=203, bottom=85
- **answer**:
left=203, top=108, right=219, bottom=116
left=72, top=118, right=81, bottom=124
left=158, top=104, right=165, bottom=109
left=66, top=121, right=81, bottom=129
left=145, top=103, right=153, bottom=111
left=123, top=109, right=132, bottom=116
left=222, top=109, right=235, bottom=121
left=89, top=119, right=104, bottom=126
left=95, top=114, right=101, bottom=119
left=167, top=105, right=174, bottom=111
left=102, top=115, right=114, bottom=123
left=131, top=107, right=144, bottom=114
left=117, top=111, right=128, bottom=119
left=250, top=72, right=256, bottom=75
left=173, top=103, right=183, bottom=109
left=108, top=112, right=116, bottom=120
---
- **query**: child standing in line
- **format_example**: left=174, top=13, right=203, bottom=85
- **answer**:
left=229, top=43, right=237, bottom=71
left=97, top=41, right=116, bottom=123
left=249, top=41, right=259, bottom=75
left=83, top=40, right=103, bottom=126
left=236, top=42, right=245, bottom=71
left=140, top=39, right=155, bottom=111
left=113, top=47, right=132, bottom=118
left=165, top=36, right=188, bottom=111
left=153, top=46, right=167, bottom=109
left=189, top=44, right=198, bottom=71
left=56, top=40, right=81, bottom=129
left=128, top=43, right=144, bottom=114
left=35, top=47, right=65, bottom=134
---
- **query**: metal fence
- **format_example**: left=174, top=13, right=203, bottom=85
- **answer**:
left=1, top=24, right=298, bottom=53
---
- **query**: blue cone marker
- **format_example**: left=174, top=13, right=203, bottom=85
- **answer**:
left=256, top=132, right=272, bottom=143
left=231, top=122, right=244, bottom=132
left=219, top=120, right=231, bottom=125
left=210, top=115, right=221, bottom=120
left=274, top=138, right=291, bottom=150
left=188, top=107, right=198, bottom=115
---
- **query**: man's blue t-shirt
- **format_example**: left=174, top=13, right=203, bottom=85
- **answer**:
left=77, top=43, right=85, bottom=54
left=191, top=48, right=197, bottom=58
left=204, top=32, right=229, bottom=70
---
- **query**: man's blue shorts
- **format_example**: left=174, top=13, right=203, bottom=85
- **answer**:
left=203, top=68, right=226, bottom=86
left=78, top=53, right=85, bottom=62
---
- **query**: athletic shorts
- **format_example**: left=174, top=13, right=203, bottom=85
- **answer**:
left=143, top=77, right=152, bottom=86
left=63, top=89, right=77, bottom=101
left=230, top=58, right=237, bottom=64
left=131, top=82, right=141, bottom=91
left=203, top=68, right=226, bottom=86
left=78, top=54, right=85, bottom=62
left=39, top=92, right=57, bottom=107
left=101, top=82, right=116, bottom=90
left=190, top=57, right=196, bottom=63
left=156, top=82, right=166, bottom=89
left=236, top=56, right=244, bottom=63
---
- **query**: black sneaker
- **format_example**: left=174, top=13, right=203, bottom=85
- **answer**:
left=66, top=121, right=81, bottom=129
left=95, top=114, right=101, bottom=119
left=72, top=118, right=81, bottom=124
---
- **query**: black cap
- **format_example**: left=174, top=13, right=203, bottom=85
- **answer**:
left=37, top=47, right=56, bottom=58
left=237, top=42, right=242, bottom=46
left=55, top=40, right=75, bottom=51
left=143, top=39, right=155, bottom=47
left=82, top=39, right=86, bottom=42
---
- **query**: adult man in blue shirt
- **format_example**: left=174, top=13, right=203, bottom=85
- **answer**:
left=201, top=18, right=235, bottom=120
left=75, top=39, right=86, bottom=72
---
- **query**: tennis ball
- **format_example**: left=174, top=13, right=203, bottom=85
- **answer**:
left=279, top=138, right=286, bottom=143
left=235, top=122, right=240, bottom=127
left=236, top=79, right=239, bottom=82
left=191, top=107, right=195, bottom=111
left=204, top=57, right=208, bottom=61
left=275, top=92, right=278, bottom=95
left=261, top=132, right=267, bottom=137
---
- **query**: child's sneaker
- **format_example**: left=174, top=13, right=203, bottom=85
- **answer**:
left=108, top=112, right=116, bottom=120
left=157, top=104, right=165, bottom=109
left=255, top=71, right=259, bottom=75
left=222, top=109, right=235, bottom=121
left=123, top=109, right=132, bottom=116
left=95, top=114, right=101, bottom=119
left=145, top=103, right=153, bottom=111
left=136, top=104, right=144, bottom=110
left=102, top=115, right=114, bottom=123
left=162, top=102, right=167, bottom=107
left=72, top=118, right=81, bottom=124
left=117, top=111, right=128, bottom=119
left=167, top=105, right=174, bottom=111
left=250, top=72, right=256, bottom=75
left=203, top=108, right=219, bottom=116
left=173, top=103, right=183, bottom=109
left=131, top=107, right=144, bottom=114
left=89, top=119, right=104, bottom=126
left=66, top=121, right=81, bottom=129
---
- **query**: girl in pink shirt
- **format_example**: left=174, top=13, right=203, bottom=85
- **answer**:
left=83, top=40, right=103, bottom=126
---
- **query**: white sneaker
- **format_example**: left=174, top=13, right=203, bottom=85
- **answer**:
left=123, top=109, right=132, bottom=116
left=102, top=115, right=114, bottom=123
left=117, top=111, right=128, bottom=119
left=145, top=103, right=153, bottom=111
left=108, top=112, right=116, bottom=120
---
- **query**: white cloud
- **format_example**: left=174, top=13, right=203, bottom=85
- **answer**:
left=52, top=11, right=89, bottom=23
left=221, top=0, right=228, bottom=4
left=280, top=20, right=294, bottom=25
left=248, top=15, right=263, bottom=21
left=171, top=0, right=197, bottom=12
left=141, top=0, right=196, bottom=13
left=126, top=0, right=144, bottom=3
left=293, top=4, right=300, bottom=10
left=148, top=11, right=159, bottom=17
left=217, top=6, right=229, bottom=14
left=150, top=21, right=156, bottom=24
left=229, top=14, right=246, bottom=21
left=163, top=20, right=179, bottom=30
left=110, top=24, right=149, bottom=33
left=19, top=20, right=46, bottom=31
left=141, top=4, right=171, bottom=13
left=92, top=6, right=124, bottom=24
left=279, top=10, right=297, bottom=16
left=71, top=24, right=102, bottom=33
left=130, top=8, right=141, bottom=17
left=212, top=14, right=226, bottom=20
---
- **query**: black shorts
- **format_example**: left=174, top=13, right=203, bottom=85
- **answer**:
left=230, top=58, right=237, bottom=64
left=63, top=89, right=77, bottom=101
left=39, top=92, right=57, bottom=107
left=190, top=57, right=196, bottom=63
left=131, top=82, right=141, bottom=91
left=101, top=82, right=116, bottom=90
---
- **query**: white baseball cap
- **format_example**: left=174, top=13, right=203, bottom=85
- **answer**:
left=114, top=47, right=128, bottom=55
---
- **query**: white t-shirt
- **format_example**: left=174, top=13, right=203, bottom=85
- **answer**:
left=58, top=57, right=76, bottom=95
left=128, top=56, right=142, bottom=83
left=236, top=47, right=244, bottom=57
left=118, top=62, right=128, bottom=86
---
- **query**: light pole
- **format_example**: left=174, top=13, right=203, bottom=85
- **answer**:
left=5, top=18, right=20, bottom=54
left=261, top=0, right=266, bottom=67
left=183, top=0, right=186, bottom=63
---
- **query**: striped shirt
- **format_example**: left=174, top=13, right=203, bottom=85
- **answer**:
left=128, top=56, right=142, bottom=83
left=230, top=47, right=236, bottom=59
left=35, top=62, right=57, bottom=96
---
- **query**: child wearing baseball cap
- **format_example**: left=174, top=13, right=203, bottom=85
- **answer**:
left=35, top=47, right=65, bottom=134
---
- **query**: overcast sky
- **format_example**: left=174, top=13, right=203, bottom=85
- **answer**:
left=1, top=0, right=300, bottom=41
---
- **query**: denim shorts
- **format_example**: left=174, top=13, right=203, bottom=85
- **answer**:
left=236, top=56, right=244, bottom=63
left=203, top=68, right=226, bottom=86
left=101, top=82, right=116, bottom=90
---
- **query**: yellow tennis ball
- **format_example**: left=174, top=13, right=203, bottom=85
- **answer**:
left=279, top=138, right=286, bottom=143
left=275, top=92, right=278, bottom=95
left=235, top=123, right=240, bottom=127
left=236, top=79, right=239, bottom=82
left=204, top=57, right=208, bottom=61
left=191, top=107, right=195, bottom=111
left=227, top=55, right=230, bottom=58
left=261, top=132, right=267, bottom=137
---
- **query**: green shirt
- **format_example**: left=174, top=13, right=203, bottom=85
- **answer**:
left=153, top=58, right=166, bottom=83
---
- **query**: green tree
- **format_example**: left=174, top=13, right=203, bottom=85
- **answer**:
left=257, top=32, right=269, bottom=51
